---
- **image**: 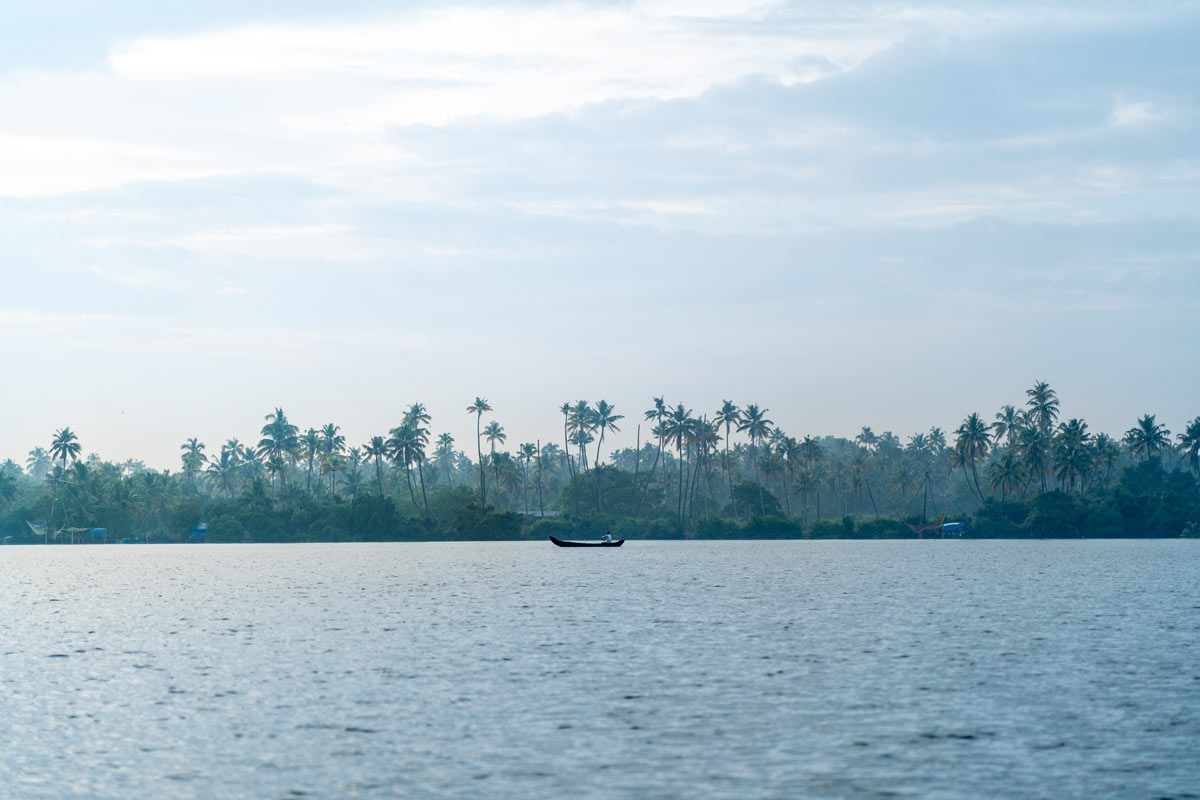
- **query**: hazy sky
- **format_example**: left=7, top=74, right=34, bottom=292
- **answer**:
left=2, top=1, right=1197, bottom=470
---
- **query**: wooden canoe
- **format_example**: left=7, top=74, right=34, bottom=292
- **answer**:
left=549, top=536, right=625, bottom=547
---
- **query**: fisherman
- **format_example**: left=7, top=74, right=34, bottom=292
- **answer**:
left=601, top=531, right=613, bottom=544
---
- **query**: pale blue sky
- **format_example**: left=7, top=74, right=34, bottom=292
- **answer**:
left=2, top=1, right=1197, bottom=469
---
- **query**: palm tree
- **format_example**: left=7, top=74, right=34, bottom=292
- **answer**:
left=738, top=404, right=774, bottom=515
left=634, top=396, right=668, bottom=516
left=715, top=400, right=741, bottom=519
left=855, top=427, right=878, bottom=451
left=320, top=423, right=346, bottom=459
left=483, top=421, right=506, bottom=508
left=1026, top=380, right=1060, bottom=434
left=466, top=397, right=492, bottom=506
left=1177, top=417, right=1200, bottom=478
left=559, top=402, right=579, bottom=513
left=987, top=450, right=1026, bottom=502
left=436, top=433, right=456, bottom=487
left=1091, top=433, right=1121, bottom=488
left=1018, top=425, right=1050, bottom=493
left=206, top=448, right=237, bottom=498
left=300, top=428, right=322, bottom=494
left=180, top=438, right=208, bottom=491
left=345, top=447, right=363, bottom=499
left=952, top=412, right=991, bottom=502
left=591, top=400, right=624, bottom=467
left=401, top=405, right=431, bottom=512
left=848, top=447, right=879, bottom=516
left=518, top=443, right=538, bottom=513
left=1124, top=414, right=1171, bottom=463
left=257, top=408, right=299, bottom=499
left=388, top=423, right=424, bottom=513
left=993, top=405, right=1022, bottom=447
left=567, top=401, right=595, bottom=472
left=364, top=436, right=389, bottom=495
left=50, top=427, right=81, bottom=469
left=1053, top=418, right=1091, bottom=492
left=664, top=404, right=694, bottom=522
left=26, top=447, right=52, bottom=481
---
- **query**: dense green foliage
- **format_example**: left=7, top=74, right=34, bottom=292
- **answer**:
left=2, top=384, right=1197, bottom=544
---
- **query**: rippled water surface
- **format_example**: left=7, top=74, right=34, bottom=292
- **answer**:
left=3, top=540, right=1199, bottom=798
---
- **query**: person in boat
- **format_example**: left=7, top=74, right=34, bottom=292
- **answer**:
left=601, top=531, right=612, bottom=544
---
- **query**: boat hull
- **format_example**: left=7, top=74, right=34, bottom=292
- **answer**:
left=549, top=536, right=625, bottom=547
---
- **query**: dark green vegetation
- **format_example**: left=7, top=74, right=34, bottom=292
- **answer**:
left=3, top=384, right=1198, bottom=544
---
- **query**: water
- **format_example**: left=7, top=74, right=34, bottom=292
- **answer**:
left=2, top=540, right=1198, bottom=799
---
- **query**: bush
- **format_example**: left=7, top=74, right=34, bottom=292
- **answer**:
left=744, top=515, right=803, bottom=539
left=1027, top=491, right=1080, bottom=538
left=853, top=517, right=907, bottom=539
left=695, top=517, right=740, bottom=539
left=810, top=517, right=854, bottom=539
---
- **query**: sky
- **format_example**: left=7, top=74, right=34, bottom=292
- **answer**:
left=1, top=0, right=1198, bottom=470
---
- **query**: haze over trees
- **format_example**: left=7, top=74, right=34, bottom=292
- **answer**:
left=1, top=382, right=1197, bottom=544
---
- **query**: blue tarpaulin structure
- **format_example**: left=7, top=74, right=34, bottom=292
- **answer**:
left=187, top=522, right=207, bottom=542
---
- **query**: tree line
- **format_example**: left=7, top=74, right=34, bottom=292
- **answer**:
left=2, top=381, right=1198, bottom=543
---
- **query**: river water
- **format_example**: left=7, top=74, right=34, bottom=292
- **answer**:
left=2, top=540, right=1198, bottom=799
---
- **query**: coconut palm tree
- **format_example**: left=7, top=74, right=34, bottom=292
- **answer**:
left=206, top=448, right=237, bottom=498
left=1177, top=417, right=1200, bottom=478
left=634, top=396, right=668, bottom=516
left=987, top=450, right=1026, bottom=502
left=436, top=433, right=456, bottom=487
left=26, top=447, right=52, bottom=481
left=1053, top=418, right=1091, bottom=491
left=715, top=400, right=741, bottom=518
left=952, top=412, right=991, bottom=502
left=363, top=436, right=389, bottom=495
left=400, top=405, right=431, bottom=511
left=483, top=421, right=506, bottom=508
left=567, top=401, right=595, bottom=472
left=591, top=400, right=624, bottom=467
left=388, top=423, right=424, bottom=513
left=466, top=397, right=492, bottom=506
left=1026, top=381, right=1060, bottom=434
left=299, top=428, right=322, bottom=494
left=518, top=442, right=538, bottom=513
left=320, top=423, right=346, bottom=460
left=737, top=404, right=774, bottom=515
left=345, top=447, right=363, bottom=499
left=257, top=408, right=299, bottom=499
left=50, top=428, right=81, bottom=470
left=180, top=438, right=207, bottom=492
left=1124, top=414, right=1171, bottom=463
left=1017, top=425, right=1050, bottom=493
left=663, top=404, right=694, bottom=522
left=993, top=405, right=1022, bottom=448
left=848, top=447, right=879, bottom=516
left=1090, top=433, right=1121, bottom=488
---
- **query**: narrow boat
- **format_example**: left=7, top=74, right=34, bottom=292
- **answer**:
left=549, top=535, right=625, bottom=547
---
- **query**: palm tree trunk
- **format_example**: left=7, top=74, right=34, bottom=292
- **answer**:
left=536, top=440, right=544, bottom=517
left=724, top=425, right=738, bottom=521
left=634, top=431, right=662, bottom=517
left=563, top=417, right=579, bottom=516
left=490, top=444, right=500, bottom=511
left=417, top=461, right=429, bottom=516
left=405, top=465, right=419, bottom=511
left=676, top=443, right=685, bottom=524
left=476, top=414, right=486, bottom=507
left=521, top=459, right=528, bottom=514
left=631, top=426, right=641, bottom=512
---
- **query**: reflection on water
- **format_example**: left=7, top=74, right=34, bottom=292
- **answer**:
left=2, top=540, right=1198, bottom=798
